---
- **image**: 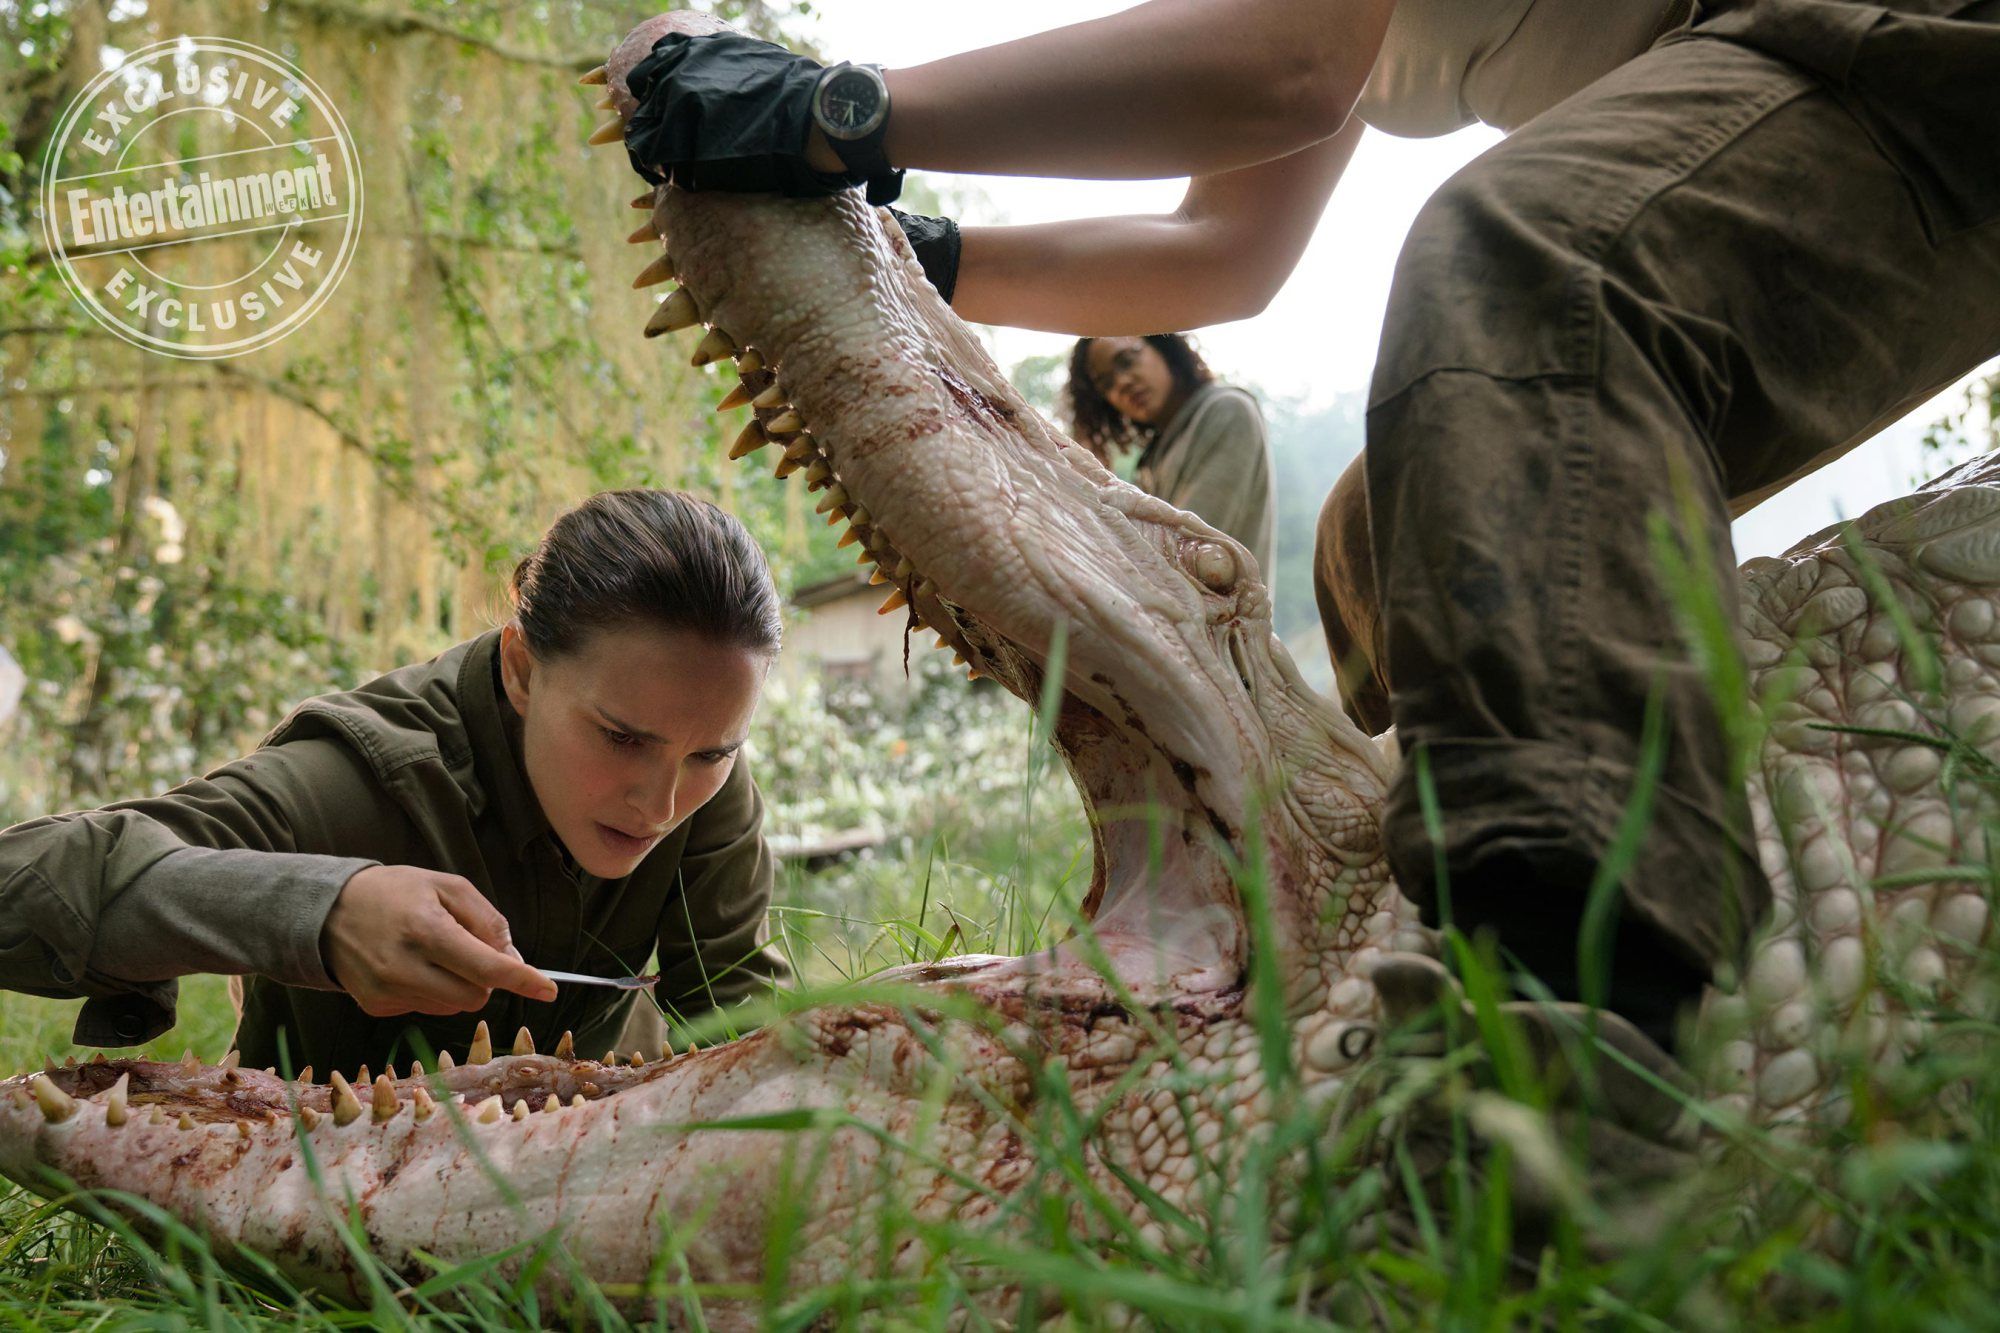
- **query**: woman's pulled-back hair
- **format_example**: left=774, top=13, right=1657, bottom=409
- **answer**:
left=510, top=489, right=782, bottom=660
left=1065, top=333, right=1215, bottom=467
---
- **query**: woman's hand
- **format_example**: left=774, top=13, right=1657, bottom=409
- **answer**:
left=597, top=13, right=855, bottom=196
left=321, top=866, right=557, bottom=1017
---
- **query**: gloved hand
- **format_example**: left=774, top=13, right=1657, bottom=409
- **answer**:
left=888, top=208, right=962, bottom=305
left=624, top=31, right=869, bottom=198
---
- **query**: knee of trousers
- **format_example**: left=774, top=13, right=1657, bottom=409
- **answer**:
left=1313, top=455, right=1371, bottom=598
left=1368, top=152, right=1597, bottom=415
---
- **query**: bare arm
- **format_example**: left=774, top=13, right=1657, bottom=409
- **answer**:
left=949, top=120, right=1363, bottom=334
left=878, top=0, right=1394, bottom=180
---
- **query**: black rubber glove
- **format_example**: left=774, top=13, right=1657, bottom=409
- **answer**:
left=624, top=32, right=855, bottom=197
left=888, top=208, right=962, bottom=305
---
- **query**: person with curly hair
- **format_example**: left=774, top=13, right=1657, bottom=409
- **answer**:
left=1065, top=333, right=1276, bottom=583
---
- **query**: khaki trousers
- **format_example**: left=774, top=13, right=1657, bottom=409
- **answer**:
left=1314, top=0, right=2000, bottom=1031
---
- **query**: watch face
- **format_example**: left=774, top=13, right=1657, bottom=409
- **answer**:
left=818, top=68, right=886, bottom=140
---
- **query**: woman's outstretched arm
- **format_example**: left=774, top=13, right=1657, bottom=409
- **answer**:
left=880, top=0, right=1394, bottom=180
left=949, top=120, right=1364, bottom=334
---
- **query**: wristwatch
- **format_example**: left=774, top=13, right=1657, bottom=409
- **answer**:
left=810, top=62, right=904, bottom=204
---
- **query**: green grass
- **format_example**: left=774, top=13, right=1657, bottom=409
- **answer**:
left=4, top=540, right=2000, bottom=1328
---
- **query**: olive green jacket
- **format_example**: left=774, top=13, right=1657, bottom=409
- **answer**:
left=0, top=631, right=783, bottom=1071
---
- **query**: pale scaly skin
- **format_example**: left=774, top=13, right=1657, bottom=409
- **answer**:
left=0, top=14, right=1994, bottom=1317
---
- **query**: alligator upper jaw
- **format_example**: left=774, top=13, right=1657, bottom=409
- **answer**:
left=642, top=183, right=1330, bottom=992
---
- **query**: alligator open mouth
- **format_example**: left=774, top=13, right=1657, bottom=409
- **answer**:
left=592, top=18, right=1394, bottom=1006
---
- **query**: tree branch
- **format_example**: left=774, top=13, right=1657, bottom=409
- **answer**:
left=269, top=0, right=606, bottom=71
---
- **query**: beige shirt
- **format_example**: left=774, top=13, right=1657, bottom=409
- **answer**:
left=1358, top=0, right=1689, bottom=136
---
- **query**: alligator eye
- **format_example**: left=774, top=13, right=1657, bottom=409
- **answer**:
left=1190, top=542, right=1236, bottom=593
left=1337, top=1024, right=1376, bottom=1063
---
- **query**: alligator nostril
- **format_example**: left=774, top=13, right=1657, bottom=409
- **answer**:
left=1190, top=543, right=1236, bottom=593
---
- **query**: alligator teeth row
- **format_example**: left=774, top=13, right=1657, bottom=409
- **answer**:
left=620, top=210, right=987, bottom=683
left=593, top=85, right=989, bottom=682
left=11, top=1017, right=702, bottom=1129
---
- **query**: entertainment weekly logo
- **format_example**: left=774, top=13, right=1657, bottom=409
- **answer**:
left=41, top=37, right=362, bottom=360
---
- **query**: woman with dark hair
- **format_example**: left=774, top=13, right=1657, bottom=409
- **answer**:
left=0, top=489, right=786, bottom=1074
left=1067, top=334, right=1275, bottom=582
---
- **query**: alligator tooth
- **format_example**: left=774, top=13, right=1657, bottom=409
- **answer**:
left=580, top=1081, right=602, bottom=1096
left=372, top=1075, right=399, bottom=1123
left=298, top=1105, right=321, bottom=1130
left=180, top=1050, right=198, bottom=1075
left=178, top=1113, right=195, bottom=1131
left=578, top=65, right=609, bottom=86
left=626, top=221, right=657, bottom=244
left=264, top=1067, right=276, bottom=1076
left=436, top=1051, right=455, bottom=1071
left=602, top=1051, right=617, bottom=1067
left=784, top=437, right=817, bottom=463
left=63, top=1057, right=76, bottom=1069
left=630, top=191, right=656, bottom=211
left=469, top=1021, right=493, bottom=1065
left=896, top=558, right=915, bottom=580
left=330, top=1072, right=363, bottom=1126
left=836, top=526, right=863, bottom=548
left=629, top=1050, right=645, bottom=1068
left=555, top=1031, right=575, bottom=1060
left=729, top=421, right=769, bottom=460
left=513, top=1027, right=536, bottom=1057
left=30, top=1075, right=75, bottom=1124
left=717, top=383, right=755, bottom=412
left=685, top=1040, right=700, bottom=1054
left=765, top=410, right=804, bottom=435
left=869, top=568, right=889, bottom=585
left=571, top=1093, right=587, bottom=1108
left=751, top=384, right=787, bottom=410
left=588, top=120, right=625, bottom=146
left=691, top=327, right=738, bottom=367
left=296, top=1065, right=313, bottom=1085
left=815, top=485, right=849, bottom=514
left=952, top=652, right=967, bottom=666
left=631, top=255, right=676, bottom=292
left=804, top=461, right=832, bottom=488
left=661, top=1036, right=675, bottom=1059
left=148, top=1106, right=165, bottom=1126
left=104, top=1073, right=129, bottom=1127
left=408, top=1062, right=423, bottom=1080
left=636, top=256, right=689, bottom=300
left=355, top=1065, right=371, bottom=1090
left=218, top=1050, right=240, bottom=1073
left=878, top=590, right=908, bottom=615
left=412, top=1086, right=436, bottom=1122
left=543, top=1095, right=561, bottom=1114
left=774, top=455, right=803, bottom=480
left=737, top=348, right=766, bottom=375
left=474, top=1096, right=503, bottom=1125
left=91, top=1053, right=106, bottom=1065
left=511, top=1099, right=531, bottom=1122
